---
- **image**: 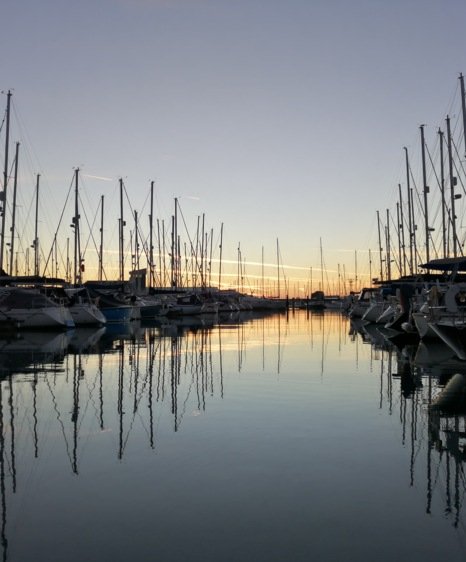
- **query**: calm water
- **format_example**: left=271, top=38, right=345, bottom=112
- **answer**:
left=0, top=310, right=465, bottom=561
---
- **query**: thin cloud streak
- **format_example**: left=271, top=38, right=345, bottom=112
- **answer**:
left=82, top=174, right=113, bottom=181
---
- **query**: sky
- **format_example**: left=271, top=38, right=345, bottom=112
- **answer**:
left=2, top=0, right=466, bottom=295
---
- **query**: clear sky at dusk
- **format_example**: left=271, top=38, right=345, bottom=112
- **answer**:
left=2, top=0, right=466, bottom=295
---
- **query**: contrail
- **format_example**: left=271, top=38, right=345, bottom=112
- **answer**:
left=82, top=174, right=113, bottom=181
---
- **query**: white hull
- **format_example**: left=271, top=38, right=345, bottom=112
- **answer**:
left=362, top=302, right=386, bottom=323
left=69, top=303, right=107, bottom=326
left=412, top=311, right=438, bottom=339
left=5, top=305, right=74, bottom=329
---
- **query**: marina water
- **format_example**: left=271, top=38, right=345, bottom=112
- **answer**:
left=0, top=309, right=465, bottom=561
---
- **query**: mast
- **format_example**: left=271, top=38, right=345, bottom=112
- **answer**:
left=420, top=125, right=430, bottom=263
left=149, top=181, right=154, bottom=288
left=33, top=174, right=40, bottom=276
left=398, top=184, right=406, bottom=275
left=319, top=237, right=324, bottom=293
left=194, top=216, right=200, bottom=287
left=438, top=128, right=447, bottom=258
left=200, top=212, right=205, bottom=287
left=460, top=73, right=466, bottom=157
left=377, top=210, right=383, bottom=281
left=209, top=227, right=213, bottom=288
left=170, top=215, right=175, bottom=287
left=134, top=210, right=140, bottom=271
left=218, top=222, right=223, bottom=290
left=446, top=115, right=458, bottom=257
left=276, top=238, right=280, bottom=299
left=162, top=219, right=167, bottom=286
left=99, top=195, right=104, bottom=281
left=9, top=142, right=19, bottom=276
left=119, top=178, right=125, bottom=281
left=171, top=198, right=179, bottom=288
left=411, top=185, right=418, bottom=271
left=157, top=219, right=162, bottom=287
left=404, top=147, right=414, bottom=274
left=396, top=202, right=402, bottom=277
left=66, top=237, right=70, bottom=282
left=368, top=249, right=372, bottom=288
left=261, top=245, right=264, bottom=297
left=72, top=168, right=81, bottom=285
left=337, top=263, right=341, bottom=296
left=386, top=208, right=391, bottom=281
left=175, top=198, right=179, bottom=287
left=0, top=91, right=12, bottom=274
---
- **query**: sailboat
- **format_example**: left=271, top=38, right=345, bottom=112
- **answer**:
left=0, top=284, right=74, bottom=329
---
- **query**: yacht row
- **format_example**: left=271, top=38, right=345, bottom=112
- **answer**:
left=348, top=257, right=466, bottom=360
left=0, top=276, right=288, bottom=330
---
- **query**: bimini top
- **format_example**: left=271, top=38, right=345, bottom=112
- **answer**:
left=419, top=257, right=466, bottom=272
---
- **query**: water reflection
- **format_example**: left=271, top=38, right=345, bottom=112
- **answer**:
left=0, top=331, right=68, bottom=376
left=351, top=317, right=466, bottom=533
left=0, top=311, right=464, bottom=561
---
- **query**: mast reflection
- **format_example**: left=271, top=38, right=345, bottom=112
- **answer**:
left=1, top=310, right=464, bottom=560
left=352, top=319, right=466, bottom=531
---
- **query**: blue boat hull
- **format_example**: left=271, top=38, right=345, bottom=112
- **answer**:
left=100, top=306, right=133, bottom=323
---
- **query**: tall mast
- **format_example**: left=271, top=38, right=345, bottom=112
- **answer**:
left=161, top=219, right=166, bottom=286
left=319, top=237, right=324, bottom=293
left=175, top=198, right=179, bottom=287
left=276, top=238, right=280, bottom=299
left=194, top=216, right=200, bottom=287
left=368, top=249, right=372, bottom=287
left=73, top=168, right=81, bottom=285
left=119, top=178, right=125, bottom=281
left=446, top=115, right=458, bottom=257
left=149, top=181, right=154, bottom=288
left=396, top=202, right=402, bottom=277
left=209, top=228, right=213, bottom=288
left=386, top=208, right=391, bottom=281
left=157, top=219, right=162, bottom=287
left=404, top=147, right=414, bottom=274
left=134, top=210, right=140, bottom=271
left=9, top=142, right=19, bottom=276
left=218, top=222, right=223, bottom=290
left=200, top=212, right=205, bottom=287
left=438, top=128, right=447, bottom=258
left=376, top=210, right=383, bottom=282
left=460, top=73, right=466, bottom=157
left=261, top=245, right=264, bottom=297
left=171, top=198, right=178, bottom=288
left=66, top=237, right=70, bottom=282
left=0, top=91, right=12, bottom=274
left=410, top=186, right=418, bottom=271
left=398, top=184, right=406, bottom=275
left=99, top=195, right=104, bottom=281
left=178, top=235, right=182, bottom=287
left=33, top=174, right=40, bottom=276
left=237, top=242, right=241, bottom=291
left=420, top=125, right=430, bottom=263
left=170, top=214, right=175, bottom=287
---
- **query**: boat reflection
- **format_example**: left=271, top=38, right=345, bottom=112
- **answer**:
left=350, top=321, right=466, bottom=530
left=67, top=327, right=107, bottom=354
left=0, top=331, right=69, bottom=377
